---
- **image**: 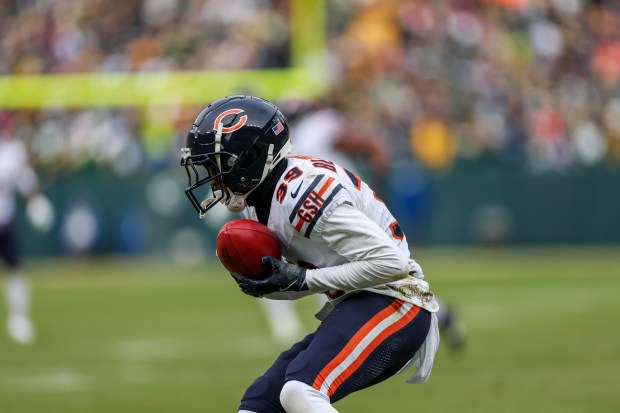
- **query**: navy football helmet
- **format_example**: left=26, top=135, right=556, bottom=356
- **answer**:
left=181, top=95, right=291, bottom=217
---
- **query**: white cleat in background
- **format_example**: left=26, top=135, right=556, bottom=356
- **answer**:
left=7, top=314, right=36, bottom=344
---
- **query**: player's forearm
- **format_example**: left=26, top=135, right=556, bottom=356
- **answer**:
left=306, top=202, right=409, bottom=291
left=306, top=257, right=408, bottom=291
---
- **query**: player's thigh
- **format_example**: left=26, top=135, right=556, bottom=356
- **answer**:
left=239, top=332, right=315, bottom=413
left=284, top=292, right=431, bottom=403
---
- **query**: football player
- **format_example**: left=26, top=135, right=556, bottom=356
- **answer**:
left=0, top=112, right=54, bottom=344
left=181, top=96, right=440, bottom=413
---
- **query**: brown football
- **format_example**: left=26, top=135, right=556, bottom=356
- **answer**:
left=215, top=219, right=282, bottom=279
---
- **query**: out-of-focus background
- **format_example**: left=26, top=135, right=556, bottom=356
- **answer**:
left=0, top=1, right=619, bottom=412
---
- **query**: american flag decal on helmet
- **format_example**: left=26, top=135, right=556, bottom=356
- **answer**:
left=272, top=121, right=284, bottom=136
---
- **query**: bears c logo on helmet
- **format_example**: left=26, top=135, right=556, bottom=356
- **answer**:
left=213, top=109, right=248, bottom=133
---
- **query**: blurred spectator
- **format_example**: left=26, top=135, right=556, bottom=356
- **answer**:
left=410, top=114, right=457, bottom=171
left=2, top=0, right=620, bottom=172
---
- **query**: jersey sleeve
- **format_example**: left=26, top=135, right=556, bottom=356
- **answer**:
left=304, top=202, right=410, bottom=292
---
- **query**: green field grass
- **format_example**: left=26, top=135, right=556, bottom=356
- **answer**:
left=1, top=247, right=619, bottom=413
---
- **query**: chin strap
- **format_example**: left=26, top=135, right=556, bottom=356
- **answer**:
left=214, top=122, right=224, bottom=177
left=262, top=144, right=275, bottom=182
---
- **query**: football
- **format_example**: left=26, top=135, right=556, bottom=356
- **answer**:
left=215, top=219, right=282, bottom=279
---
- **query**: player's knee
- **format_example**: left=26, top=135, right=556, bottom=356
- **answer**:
left=280, top=380, right=301, bottom=408
left=280, top=380, right=331, bottom=412
left=280, top=380, right=305, bottom=411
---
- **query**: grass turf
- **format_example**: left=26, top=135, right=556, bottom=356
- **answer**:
left=0, top=247, right=619, bottom=413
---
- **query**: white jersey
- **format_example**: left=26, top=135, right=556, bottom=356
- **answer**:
left=244, top=156, right=438, bottom=314
left=0, top=139, right=38, bottom=227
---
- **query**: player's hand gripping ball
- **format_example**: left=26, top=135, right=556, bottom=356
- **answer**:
left=216, top=219, right=282, bottom=279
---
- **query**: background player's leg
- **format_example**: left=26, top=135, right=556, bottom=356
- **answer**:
left=5, top=271, right=35, bottom=344
left=1, top=224, right=36, bottom=344
left=260, top=299, right=304, bottom=346
left=436, top=298, right=466, bottom=351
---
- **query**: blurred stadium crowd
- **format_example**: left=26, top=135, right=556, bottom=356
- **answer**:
left=333, top=0, right=620, bottom=173
left=2, top=0, right=620, bottom=174
left=1, top=0, right=620, bottom=255
left=0, top=0, right=293, bottom=175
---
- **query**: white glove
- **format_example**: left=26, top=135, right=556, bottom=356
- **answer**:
left=26, top=194, right=55, bottom=233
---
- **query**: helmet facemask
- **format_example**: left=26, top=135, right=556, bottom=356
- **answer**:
left=181, top=151, right=230, bottom=218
